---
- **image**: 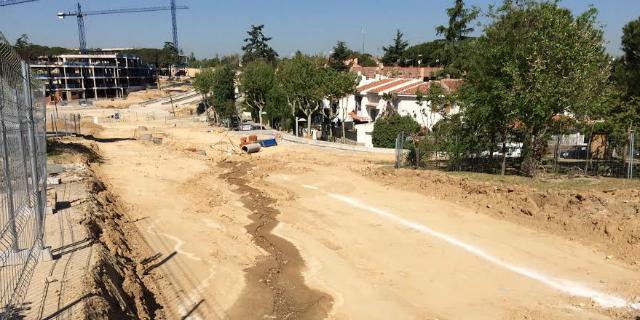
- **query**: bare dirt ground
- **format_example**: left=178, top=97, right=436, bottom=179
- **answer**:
left=62, top=112, right=640, bottom=319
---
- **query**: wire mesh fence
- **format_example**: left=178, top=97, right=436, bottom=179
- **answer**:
left=47, top=112, right=82, bottom=136
left=0, top=33, right=47, bottom=318
left=397, top=130, right=640, bottom=179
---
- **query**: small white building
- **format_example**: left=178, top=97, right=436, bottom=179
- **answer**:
left=336, top=77, right=464, bottom=147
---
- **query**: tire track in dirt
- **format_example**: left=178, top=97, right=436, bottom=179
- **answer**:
left=219, top=160, right=333, bottom=319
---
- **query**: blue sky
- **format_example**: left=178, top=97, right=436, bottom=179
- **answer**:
left=1, top=0, right=638, bottom=59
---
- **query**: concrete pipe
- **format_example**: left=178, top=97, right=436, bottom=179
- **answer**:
left=242, top=143, right=261, bottom=154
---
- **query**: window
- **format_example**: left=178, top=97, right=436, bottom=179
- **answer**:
left=355, top=94, right=363, bottom=111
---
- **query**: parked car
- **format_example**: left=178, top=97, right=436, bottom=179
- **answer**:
left=561, top=146, right=588, bottom=159
left=479, top=143, right=523, bottom=158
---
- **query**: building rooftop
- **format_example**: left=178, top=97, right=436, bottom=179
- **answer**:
left=356, top=78, right=464, bottom=97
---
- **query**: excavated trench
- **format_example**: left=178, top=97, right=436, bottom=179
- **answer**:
left=51, top=140, right=166, bottom=319
left=219, top=160, right=333, bottom=319
left=82, top=178, right=165, bottom=320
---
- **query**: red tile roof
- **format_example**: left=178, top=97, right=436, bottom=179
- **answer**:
left=351, top=66, right=443, bottom=79
left=356, top=78, right=465, bottom=97
left=397, top=82, right=430, bottom=95
left=355, top=78, right=395, bottom=92
left=369, top=79, right=413, bottom=93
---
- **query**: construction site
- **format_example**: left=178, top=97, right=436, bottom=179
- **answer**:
left=2, top=0, right=640, bottom=319
left=31, top=52, right=157, bottom=101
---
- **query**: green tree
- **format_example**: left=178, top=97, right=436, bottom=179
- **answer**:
left=242, top=25, right=278, bottom=65
left=435, top=0, right=479, bottom=71
left=240, top=60, right=276, bottom=127
left=322, top=69, right=359, bottom=139
left=212, top=65, right=237, bottom=121
left=372, top=114, right=420, bottom=148
left=462, top=0, right=611, bottom=176
left=13, top=34, right=74, bottom=60
left=403, top=40, right=446, bottom=67
left=13, top=34, right=32, bottom=59
left=381, top=30, right=409, bottom=66
left=329, top=41, right=351, bottom=72
left=276, top=53, right=326, bottom=137
left=436, top=0, right=479, bottom=43
left=193, top=68, right=220, bottom=121
left=608, top=17, right=640, bottom=156
left=160, top=41, right=180, bottom=68
left=187, top=52, right=199, bottom=68
left=265, top=85, right=292, bottom=131
left=620, top=17, right=640, bottom=98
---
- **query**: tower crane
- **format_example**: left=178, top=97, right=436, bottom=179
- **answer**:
left=57, top=2, right=188, bottom=54
left=0, top=0, right=38, bottom=6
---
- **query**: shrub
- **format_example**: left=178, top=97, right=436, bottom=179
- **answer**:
left=371, top=114, right=420, bottom=148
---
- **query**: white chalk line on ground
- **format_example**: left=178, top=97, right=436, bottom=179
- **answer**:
left=146, top=219, right=203, bottom=262
left=301, top=184, right=640, bottom=310
left=145, top=219, right=216, bottom=319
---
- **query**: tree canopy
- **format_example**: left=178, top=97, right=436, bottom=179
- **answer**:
left=329, top=41, right=351, bottom=72
left=436, top=0, right=479, bottom=43
left=242, top=24, right=278, bottom=65
left=458, top=0, right=611, bottom=176
left=240, top=59, right=276, bottom=126
left=13, top=34, right=74, bottom=60
left=382, top=30, right=409, bottom=66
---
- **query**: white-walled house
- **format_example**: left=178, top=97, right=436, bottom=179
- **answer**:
left=336, top=77, right=464, bottom=147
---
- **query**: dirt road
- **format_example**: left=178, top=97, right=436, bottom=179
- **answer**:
left=86, top=118, right=639, bottom=319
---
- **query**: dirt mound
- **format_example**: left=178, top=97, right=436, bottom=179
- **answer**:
left=81, top=178, right=166, bottom=320
left=362, top=167, right=640, bottom=267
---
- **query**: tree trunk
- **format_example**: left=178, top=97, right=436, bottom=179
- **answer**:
left=295, top=115, right=299, bottom=137
left=521, top=133, right=539, bottom=177
left=307, top=113, right=312, bottom=138
left=258, top=106, right=263, bottom=129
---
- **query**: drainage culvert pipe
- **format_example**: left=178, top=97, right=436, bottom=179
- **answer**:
left=242, top=143, right=261, bottom=154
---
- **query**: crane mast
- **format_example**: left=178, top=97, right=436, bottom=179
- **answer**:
left=171, top=0, right=179, bottom=52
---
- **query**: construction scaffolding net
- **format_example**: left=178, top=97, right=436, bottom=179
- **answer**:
left=0, top=33, right=47, bottom=318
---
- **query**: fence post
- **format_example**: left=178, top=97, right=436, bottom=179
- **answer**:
left=64, top=113, right=69, bottom=136
left=15, top=87, right=32, bottom=199
left=630, top=129, right=635, bottom=179
left=21, top=61, right=44, bottom=246
left=0, top=104, right=19, bottom=252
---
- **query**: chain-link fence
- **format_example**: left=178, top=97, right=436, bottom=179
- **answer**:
left=398, top=130, right=640, bottom=179
left=0, top=33, right=47, bottom=318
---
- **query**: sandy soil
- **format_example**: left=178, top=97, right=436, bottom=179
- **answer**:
left=73, top=116, right=640, bottom=319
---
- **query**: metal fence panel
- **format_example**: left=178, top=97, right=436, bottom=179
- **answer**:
left=0, top=33, right=47, bottom=318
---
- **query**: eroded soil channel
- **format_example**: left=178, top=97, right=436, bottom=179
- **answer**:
left=219, top=160, right=333, bottom=319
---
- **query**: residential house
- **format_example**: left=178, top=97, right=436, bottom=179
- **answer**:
left=336, top=77, right=463, bottom=147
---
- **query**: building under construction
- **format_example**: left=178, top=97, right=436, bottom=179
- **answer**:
left=30, top=51, right=156, bottom=102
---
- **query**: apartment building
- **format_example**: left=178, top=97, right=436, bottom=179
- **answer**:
left=30, top=52, right=156, bottom=102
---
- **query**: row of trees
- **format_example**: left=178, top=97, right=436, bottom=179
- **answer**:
left=378, top=0, right=478, bottom=75
left=193, top=25, right=360, bottom=138
left=13, top=34, right=183, bottom=69
left=187, top=53, right=240, bottom=69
